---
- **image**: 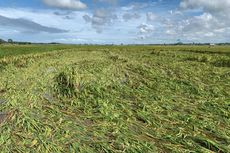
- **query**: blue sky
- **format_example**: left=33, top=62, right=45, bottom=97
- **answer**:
left=0, top=0, right=229, bottom=44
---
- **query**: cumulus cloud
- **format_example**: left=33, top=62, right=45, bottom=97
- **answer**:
left=94, top=0, right=117, bottom=5
left=138, top=23, right=154, bottom=34
left=180, top=0, right=230, bottom=14
left=121, top=2, right=152, bottom=11
left=180, top=13, right=228, bottom=40
left=177, top=0, right=230, bottom=41
left=123, top=13, right=140, bottom=22
left=137, top=23, right=155, bottom=40
left=43, top=0, right=87, bottom=10
left=83, top=9, right=117, bottom=33
left=182, top=13, right=215, bottom=32
left=1, top=0, right=230, bottom=44
left=0, top=15, right=67, bottom=33
left=146, top=12, right=157, bottom=22
left=83, top=14, right=91, bottom=23
left=53, top=11, right=72, bottom=16
left=53, top=11, right=75, bottom=20
left=179, top=0, right=230, bottom=24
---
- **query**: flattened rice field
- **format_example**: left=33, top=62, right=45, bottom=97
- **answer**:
left=0, top=45, right=230, bottom=152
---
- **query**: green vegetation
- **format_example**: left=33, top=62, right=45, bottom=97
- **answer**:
left=0, top=45, right=230, bottom=152
left=0, top=44, right=77, bottom=58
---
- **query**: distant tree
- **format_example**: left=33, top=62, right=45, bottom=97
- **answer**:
left=0, top=38, right=6, bottom=44
left=8, top=39, right=13, bottom=43
left=176, top=42, right=183, bottom=45
left=49, top=42, right=60, bottom=44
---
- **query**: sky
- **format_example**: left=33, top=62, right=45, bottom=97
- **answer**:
left=0, top=0, right=230, bottom=44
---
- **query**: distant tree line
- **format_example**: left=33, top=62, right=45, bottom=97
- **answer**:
left=0, top=38, right=6, bottom=44
left=0, top=38, right=32, bottom=45
left=1, top=37, right=230, bottom=46
left=0, top=38, right=14, bottom=44
left=0, top=38, right=61, bottom=45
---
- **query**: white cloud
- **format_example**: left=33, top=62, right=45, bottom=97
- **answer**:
left=136, top=23, right=155, bottom=40
left=94, top=0, right=117, bottom=5
left=0, top=8, right=87, bottom=31
left=0, top=15, right=67, bottom=33
left=0, top=7, right=141, bottom=44
left=180, top=0, right=230, bottom=14
left=83, top=9, right=117, bottom=33
left=176, top=0, right=230, bottom=42
left=146, top=12, right=157, bottom=22
left=121, top=2, right=150, bottom=11
left=1, top=0, right=230, bottom=44
left=43, top=0, right=87, bottom=10
left=179, top=0, right=230, bottom=26
left=83, top=14, right=91, bottom=23
left=123, top=13, right=140, bottom=22
left=138, top=23, right=154, bottom=34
